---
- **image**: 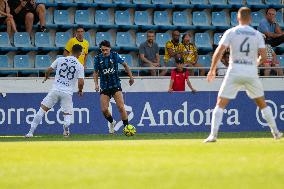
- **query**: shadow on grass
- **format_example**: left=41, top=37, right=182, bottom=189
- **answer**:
left=0, top=132, right=273, bottom=142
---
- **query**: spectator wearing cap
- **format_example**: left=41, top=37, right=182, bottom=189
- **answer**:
left=168, top=55, right=197, bottom=93
left=258, top=8, right=284, bottom=47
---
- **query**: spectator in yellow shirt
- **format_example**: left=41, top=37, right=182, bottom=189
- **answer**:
left=181, top=33, right=205, bottom=76
left=164, top=30, right=184, bottom=66
left=64, top=27, right=89, bottom=67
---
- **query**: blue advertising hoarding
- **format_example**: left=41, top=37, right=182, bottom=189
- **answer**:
left=0, top=92, right=283, bottom=135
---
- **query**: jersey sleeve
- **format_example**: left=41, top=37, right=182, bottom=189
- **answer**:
left=50, top=58, right=59, bottom=69
left=170, top=70, right=175, bottom=80
left=166, top=41, right=173, bottom=49
left=257, top=32, right=266, bottom=49
left=117, top=53, right=125, bottom=64
left=219, top=29, right=231, bottom=47
left=84, top=40, right=89, bottom=54
left=65, top=38, right=73, bottom=53
left=94, top=56, right=99, bottom=71
left=258, top=20, right=269, bottom=33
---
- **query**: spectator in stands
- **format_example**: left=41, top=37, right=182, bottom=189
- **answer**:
left=8, top=0, right=46, bottom=35
left=168, top=55, right=196, bottom=93
left=64, top=27, right=89, bottom=68
left=139, top=30, right=160, bottom=76
left=262, top=44, right=283, bottom=76
left=164, top=30, right=184, bottom=69
left=181, top=33, right=205, bottom=76
left=258, top=8, right=284, bottom=47
left=0, top=0, right=17, bottom=37
left=217, top=52, right=229, bottom=76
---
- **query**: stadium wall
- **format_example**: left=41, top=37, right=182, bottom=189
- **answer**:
left=0, top=78, right=284, bottom=135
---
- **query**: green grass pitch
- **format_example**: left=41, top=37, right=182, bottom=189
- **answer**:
left=0, top=132, right=284, bottom=189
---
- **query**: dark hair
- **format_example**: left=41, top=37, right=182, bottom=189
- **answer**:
left=99, top=40, right=111, bottom=48
left=72, top=44, right=83, bottom=54
left=266, top=8, right=276, bottom=14
left=182, top=33, right=191, bottom=42
left=147, top=30, right=155, bottom=34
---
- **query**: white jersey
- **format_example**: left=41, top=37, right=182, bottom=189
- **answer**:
left=219, top=25, right=265, bottom=77
left=50, top=56, right=84, bottom=95
left=217, top=61, right=227, bottom=76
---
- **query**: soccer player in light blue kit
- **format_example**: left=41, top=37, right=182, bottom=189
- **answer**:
left=93, top=40, right=134, bottom=134
left=204, top=7, right=282, bottom=142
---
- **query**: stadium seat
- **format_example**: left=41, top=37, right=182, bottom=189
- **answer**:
left=85, top=55, right=94, bottom=74
left=45, top=9, right=55, bottom=28
left=55, top=32, right=71, bottom=48
left=212, top=11, right=230, bottom=29
left=115, top=10, right=137, bottom=29
left=276, top=55, right=284, bottom=68
left=0, top=55, right=14, bottom=75
left=171, top=0, right=193, bottom=8
left=156, top=32, right=171, bottom=48
left=76, top=0, right=96, bottom=7
left=246, top=0, right=268, bottom=8
left=198, top=55, right=212, bottom=69
left=276, top=11, right=284, bottom=28
left=230, top=12, right=238, bottom=26
left=133, top=0, right=155, bottom=8
left=0, top=32, right=15, bottom=51
left=114, top=0, right=135, bottom=7
left=96, top=31, right=115, bottom=47
left=194, top=33, right=213, bottom=51
left=134, top=11, right=153, bottom=29
left=35, top=55, right=52, bottom=69
left=152, top=0, right=174, bottom=8
left=120, top=54, right=134, bottom=67
left=94, top=0, right=116, bottom=7
left=228, top=0, right=244, bottom=7
left=209, top=0, right=232, bottom=8
left=173, top=11, right=194, bottom=30
left=14, top=32, right=36, bottom=51
left=213, top=33, right=223, bottom=45
left=54, top=10, right=73, bottom=28
left=95, top=10, right=116, bottom=29
left=251, top=11, right=264, bottom=27
left=75, top=10, right=94, bottom=28
left=190, top=0, right=211, bottom=8
left=116, top=32, right=136, bottom=50
left=154, top=11, right=176, bottom=30
left=54, top=0, right=76, bottom=6
left=84, top=32, right=96, bottom=50
left=35, top=32, right=55, bottom=50
left=265, top=0, right=283, bottom=8
left=192, top=11, right=213, bottom=29
left=14, top=55, right=35, bottom=74
left=136, top=32, right=147, bottom=47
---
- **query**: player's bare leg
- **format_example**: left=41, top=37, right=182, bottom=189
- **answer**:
left=204, top=97, right=230, bottom=143
left=254, top=96, right=282, bottom=139
left=100, top=94, right=116, bottom=134
left=25, top=104, right=50, bottom=138
left=63, top=112, right=72, bottom=137
left=113, top=91, right=129, bottom=130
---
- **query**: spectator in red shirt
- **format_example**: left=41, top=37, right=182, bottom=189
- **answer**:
left=168, top=56, right=197, bottom=93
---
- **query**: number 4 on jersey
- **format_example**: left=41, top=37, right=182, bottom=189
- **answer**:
left=240, top=37, right=250, bottom=56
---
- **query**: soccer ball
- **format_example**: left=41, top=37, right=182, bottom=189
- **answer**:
left=123, top=125, right=136, bottom=136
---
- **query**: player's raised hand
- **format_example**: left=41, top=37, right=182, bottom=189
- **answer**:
left=95, top=85, right=99, bottom=92
left=42, top=77, right=48, bottom=83
left=207, top=70, right=216, bottom=83
left=129, top=78, right=134, bottom=86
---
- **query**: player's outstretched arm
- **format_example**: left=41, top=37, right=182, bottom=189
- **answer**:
left=122, top=63, right=134, bottom=86
left=257, top=48, right=267, bottom=66
left=93, top=71, right=99, bottom=92
left=187, top=80, right=197, bottom=93
left=43, top=67, right=54, bottom=83
left=207, top=45, right=226, bottom=83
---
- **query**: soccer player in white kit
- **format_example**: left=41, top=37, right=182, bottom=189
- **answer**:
left=204, top=7, right=283, bottom=142
left=25, top=44, right=85, bottom=137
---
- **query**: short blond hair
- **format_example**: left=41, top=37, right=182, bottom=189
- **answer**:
left=238, top=7, right=251, bottom=21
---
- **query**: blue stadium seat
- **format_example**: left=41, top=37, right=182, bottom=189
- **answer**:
left=54, top=10, right=73, bottom=28
left=136, top=32, right=147, bottom=47
left=209, top=0, right=232, bottom=8
left=172, top=0, right=193, bottom=8
left=212, top=11, right=230, bottom=29
left=277, top=55, right=284, bottom=67
left=14, top=55, right=35, bottom=74
left=75, top=10, right=94, bottom=28
left=94, top=0, right=116, bottom=7
left=0, top=55, right=16, bottom=75
left=54, top=0, right=76, bottom=6
left=231, top=12, right=238, bottom=26
left=35, top=55, right=52, bottom=69
left=198, top=55, right=212, bottom=69
left=115, top=10, right=137, bottom=29
left=192, top=11, right=213, bottom=29
left=276, top=11, right=284, bottom=28
left=213, top=33, right=223, bottom=45
left=84, top=32, right=96, bottom=50
left=156, top=32, right=171, bottom=48
left=96, top=31, right=114, bottom=47
left=190, top=0, right=211, bottom=8
left=95, top=10, right=116, bottom=29
left=194, top=33, right=213, bottom=51
left=247, top=0, right=268, bottom=8
left=133, top=0, right=155, bottom=8
left=228, top=0, right=243, bottom=7
left=152, top=0, right=174, bottom=8
left=265, top=0, right=283, bottom=8
left=154, top=11, right=176, bottom=30
left=85, top=55, right=94, bottom=74
left=134, top=11, right=153, bottom=29
left=251, top=11, right=264, bottom=27
left=120, top=54, right=134, bottom=67
left=0, top=32, right=15, bottom=51
left=35, top=32, right=55, bottom=50
left=173, top=11, right=194, bottom=30
left=77, top=0, right=96, bottom=7
left=114, top=0, right=135, bottom=7
left=55, top=32, right=71, bottom=48
left=116, top=32, right=136, bottom=50
left=14, top=32, right=36, bottom=51
left=45, top=9, right=55, bottom=28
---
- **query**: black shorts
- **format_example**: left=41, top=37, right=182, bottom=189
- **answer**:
left=15, top=3, right=42, bottom=26
left=100, top=87, right=122, bottom=98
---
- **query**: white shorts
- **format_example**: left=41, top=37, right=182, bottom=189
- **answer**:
left=41, top=90, right=73, bottom=114
left=218, top=74, right=264, bottom=99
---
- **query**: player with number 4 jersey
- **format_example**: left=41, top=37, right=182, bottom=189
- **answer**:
left=25, top=44, right=85, bottom=138
left=204, top=7, right=282, bottom=143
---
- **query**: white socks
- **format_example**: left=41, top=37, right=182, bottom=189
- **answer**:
left=210, top=106, right=224, bottom=137
left=64, top=114, right=72, bottom=127
left=261, top=106, right=279, bottom=134
left=30, top=108, right=46, bottom=134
